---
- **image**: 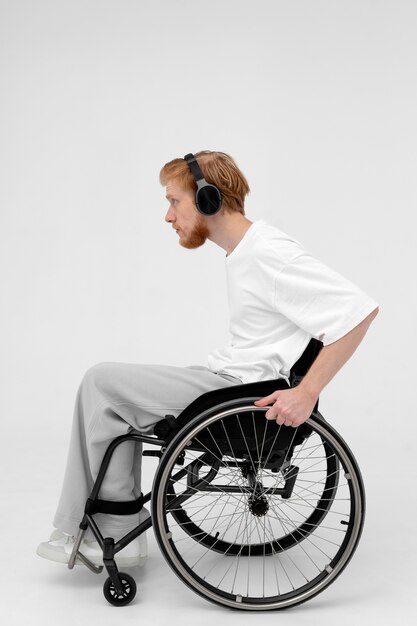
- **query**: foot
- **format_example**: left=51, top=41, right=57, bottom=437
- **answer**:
left=37, top=507, right=150, bottom=568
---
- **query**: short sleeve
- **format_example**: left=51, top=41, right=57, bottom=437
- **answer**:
left=273, top=253, right=379, bottom=345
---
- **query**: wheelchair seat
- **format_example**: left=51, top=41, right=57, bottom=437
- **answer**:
left=154, top=337, right=323, bottom=441
left=154, top=376, right=290, bottom=441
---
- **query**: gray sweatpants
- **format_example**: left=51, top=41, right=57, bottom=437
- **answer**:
left=53, top=362, right=242, bottom=538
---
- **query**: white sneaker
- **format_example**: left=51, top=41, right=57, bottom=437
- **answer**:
left=37, top=507, right=150, bottom=568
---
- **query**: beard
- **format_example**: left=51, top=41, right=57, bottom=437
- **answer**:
left=179, top=216, right=210, bottom=249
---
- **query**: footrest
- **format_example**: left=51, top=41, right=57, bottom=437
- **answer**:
left=76, top=552, right=104, bottom=574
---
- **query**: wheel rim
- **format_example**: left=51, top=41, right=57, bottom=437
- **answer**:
left=109, top=580, right=130, bottom=600
left=104, top=574, right=135, bottom=605
left=153, top=405, right=365, bottom=610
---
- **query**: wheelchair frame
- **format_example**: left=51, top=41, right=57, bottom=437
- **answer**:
left=67, top=340, right=366, bottom=609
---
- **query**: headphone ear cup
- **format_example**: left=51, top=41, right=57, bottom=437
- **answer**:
left=196, top=184, right=222, bottom=216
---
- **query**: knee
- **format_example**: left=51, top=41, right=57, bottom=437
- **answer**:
left=81, top=362, right=115, bottom=394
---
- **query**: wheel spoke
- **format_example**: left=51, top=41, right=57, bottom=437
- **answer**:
left=153, top=406, right=364, bottom=609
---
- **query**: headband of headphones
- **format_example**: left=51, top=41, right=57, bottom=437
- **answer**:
left=184, top=153, right=222, bottom=216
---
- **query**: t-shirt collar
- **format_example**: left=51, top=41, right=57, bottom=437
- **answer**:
left=225, top=220, right=263, bottom=261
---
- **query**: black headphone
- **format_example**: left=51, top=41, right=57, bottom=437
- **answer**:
left=184, top=153, right=222, bottom=216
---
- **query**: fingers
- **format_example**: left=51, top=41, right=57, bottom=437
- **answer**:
left=255, top=391, right=302, bottom=428
left=265, top=405, right=296, bottom=428
left=275, top=415, right=296, bottom=428
left=267, top=409, right=290, bottom=425
left=254, top=391, right=280, bottom=406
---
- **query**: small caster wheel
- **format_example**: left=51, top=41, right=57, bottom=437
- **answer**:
left=103, top=572, right=137, bottom=606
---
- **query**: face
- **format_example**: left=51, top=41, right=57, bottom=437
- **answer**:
left=164, top=180, right=210, bottom=249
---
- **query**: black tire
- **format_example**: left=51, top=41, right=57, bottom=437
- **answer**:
left=103, top=572, right=137, bottom=606
left=151, top=399, right=365, bottom=611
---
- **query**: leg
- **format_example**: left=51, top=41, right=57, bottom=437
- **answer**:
left=52, top=362, right=242, bottom=538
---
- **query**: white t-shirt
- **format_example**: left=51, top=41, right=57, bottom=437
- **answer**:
left=207, top=219, right=378, bottom=384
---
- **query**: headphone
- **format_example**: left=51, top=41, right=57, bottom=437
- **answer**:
left=183, top=153, right=222, bottom=216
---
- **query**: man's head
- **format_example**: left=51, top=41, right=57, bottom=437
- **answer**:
left=160, top=150, right=250, bottom=250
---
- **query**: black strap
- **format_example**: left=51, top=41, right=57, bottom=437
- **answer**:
left=85, top=493, right=144, bottom=516
left=184, top=153, right=204, bottom=182
left=153, top=414, right=179, bottom=441
left=290, top=338, right=323, bottom=380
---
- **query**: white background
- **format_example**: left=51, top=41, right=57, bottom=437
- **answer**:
left=1, top=1, right=416, bottom=624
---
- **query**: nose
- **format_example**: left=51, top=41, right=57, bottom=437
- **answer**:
left=165, top=207, right=175, bottom=223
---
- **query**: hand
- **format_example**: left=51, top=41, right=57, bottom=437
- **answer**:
left=253, top=387, right=318, bottom=428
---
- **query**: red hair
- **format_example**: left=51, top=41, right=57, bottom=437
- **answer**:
left=159, top=150, right=250, bottom=215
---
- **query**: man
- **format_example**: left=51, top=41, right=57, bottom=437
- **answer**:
left=37, top=150, right=378, bottom=568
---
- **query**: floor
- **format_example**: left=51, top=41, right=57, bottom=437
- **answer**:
left=1, top=431, right=416, bottom=626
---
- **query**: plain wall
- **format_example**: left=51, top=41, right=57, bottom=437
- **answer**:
left=0, top=1, right=416, bottom=623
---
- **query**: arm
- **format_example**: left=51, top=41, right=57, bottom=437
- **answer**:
left=254, top=306, right=379, bottom=427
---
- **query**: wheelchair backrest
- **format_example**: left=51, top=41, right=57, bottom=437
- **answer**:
left=289, top=338, right=323, bottom=386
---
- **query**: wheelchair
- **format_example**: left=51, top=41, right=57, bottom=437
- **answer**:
left=67, top=339, right=365, bottom=610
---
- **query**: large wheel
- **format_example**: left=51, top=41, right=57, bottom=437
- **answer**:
left=151, top=400, right=365, bottom=610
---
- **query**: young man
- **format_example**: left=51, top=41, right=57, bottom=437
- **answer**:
left=37, top=150, right=378, bottom=568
